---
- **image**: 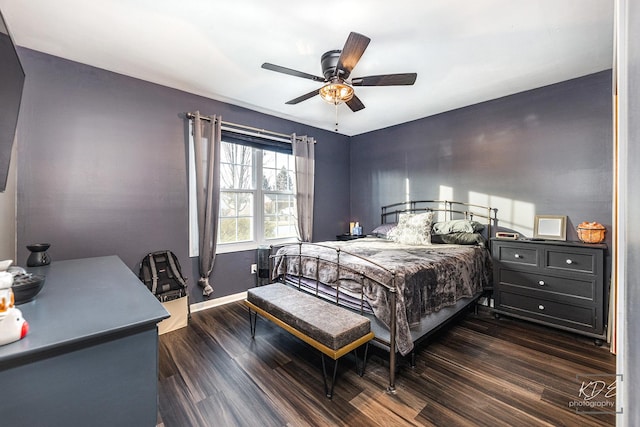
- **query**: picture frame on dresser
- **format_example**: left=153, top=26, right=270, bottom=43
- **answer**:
left=533, top=215, right=567, bottom=241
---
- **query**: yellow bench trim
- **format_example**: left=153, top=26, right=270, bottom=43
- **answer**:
left=244, top=300, right=374, bottom=360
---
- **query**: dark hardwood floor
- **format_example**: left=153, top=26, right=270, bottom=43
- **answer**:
left=157, top=301, right=616, bottom=427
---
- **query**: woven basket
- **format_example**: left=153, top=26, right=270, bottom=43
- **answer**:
left=577, top=222, right=606, bottom=243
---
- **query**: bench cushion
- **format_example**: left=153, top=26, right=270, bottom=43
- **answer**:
left=247, top=283, right=371, bottom=351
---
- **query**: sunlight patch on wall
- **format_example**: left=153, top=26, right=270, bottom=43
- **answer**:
left=405, top=178, right=410, bottom=204
left=439, top=185, right=454, bottom=201
left=469, top=191, right=535, bottom=236
left=437, top=185, right=454, bottom=222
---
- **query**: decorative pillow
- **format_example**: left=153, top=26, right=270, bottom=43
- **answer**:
left=371, top=223, right=397, bottom=239
left=431, top=232, right=487, bottom=246
left=431, top=219, right=485, bottom=235
left=388, top=212, right=433, bottom=245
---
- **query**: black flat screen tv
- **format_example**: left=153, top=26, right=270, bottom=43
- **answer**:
left=0, top=8, right=25, bottom=192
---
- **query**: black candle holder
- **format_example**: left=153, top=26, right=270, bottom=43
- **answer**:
left=26, top=243, right=51, bottom=267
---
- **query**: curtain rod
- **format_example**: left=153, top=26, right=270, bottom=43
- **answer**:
left=185, top=112, right=313, bottom=143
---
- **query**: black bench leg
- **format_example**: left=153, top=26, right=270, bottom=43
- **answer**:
left=248, top=309, right=257, bottom=338
left=321, top=354, right=340, bottom=399
left=353, top=343, right=370, bottom=377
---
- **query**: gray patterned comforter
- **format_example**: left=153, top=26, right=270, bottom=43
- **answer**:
left=272, top=238, right=491, bottom=355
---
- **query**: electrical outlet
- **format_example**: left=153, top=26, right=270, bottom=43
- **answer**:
left=251, top=264, right=257, bottom=274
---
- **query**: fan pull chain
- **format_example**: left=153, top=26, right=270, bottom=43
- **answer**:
left=334, top=104, right=339, bottom=132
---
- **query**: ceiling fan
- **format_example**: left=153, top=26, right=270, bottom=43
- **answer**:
left=261, top=32, right=417, bottom=112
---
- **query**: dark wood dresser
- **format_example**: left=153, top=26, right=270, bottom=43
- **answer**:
left=0, top=256, right=169, bottom=426
left=490, top=238, right=608, bottom=344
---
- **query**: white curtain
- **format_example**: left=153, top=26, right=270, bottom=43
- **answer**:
left=292, top=134, right=315, bottom=242
left=192, top=111, right=221, bottom=297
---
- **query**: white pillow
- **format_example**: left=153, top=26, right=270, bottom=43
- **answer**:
left=389, top=212, right=433, bottom=245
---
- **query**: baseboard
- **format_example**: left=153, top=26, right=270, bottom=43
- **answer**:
left=190, top=291, right=247, bottom=313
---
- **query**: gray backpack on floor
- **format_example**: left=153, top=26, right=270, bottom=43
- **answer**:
left=139, top=250, right=188, bottom=302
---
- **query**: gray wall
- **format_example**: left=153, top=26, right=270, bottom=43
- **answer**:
left=15, top=48, right=350, bottom=302
left=349, top=71, right=612, bottom=246
left=624, top=1, right=640, bottom=424
left=13, top=47, right=614, bottom=308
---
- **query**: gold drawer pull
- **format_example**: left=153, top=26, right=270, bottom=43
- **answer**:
left=566, top=259, right=573, bottom=265
left=538, top=280, right=545, bottom=286
left=538, top=305, right=545, bottom=310
left=514, top=253, right=522, bottom=259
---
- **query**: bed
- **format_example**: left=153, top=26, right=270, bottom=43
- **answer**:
left=267, top=200, right=497, bottom=391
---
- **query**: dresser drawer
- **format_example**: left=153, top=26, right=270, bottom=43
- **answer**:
left=545, top=249, right=596, bottom=274
left=498, top=291, right=595, bottom=329
left=495, top=245, right=538, bottom=267
left=498, top=269, right=595, bottom=300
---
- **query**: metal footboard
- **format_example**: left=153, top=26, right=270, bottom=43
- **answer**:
left=268, top=242, right=400, bottom=392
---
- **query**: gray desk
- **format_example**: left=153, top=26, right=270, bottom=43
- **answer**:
left=0, top=256, right=169, bottom=427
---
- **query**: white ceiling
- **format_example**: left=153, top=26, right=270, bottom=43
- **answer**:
left=0, top=0, right=614, bottom=136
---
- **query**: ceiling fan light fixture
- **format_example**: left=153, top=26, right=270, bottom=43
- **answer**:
left=319, top=81, right=354, bottom=105
left=263, top=32, right=416, bottom=115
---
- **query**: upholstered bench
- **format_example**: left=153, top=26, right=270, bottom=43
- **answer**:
left=244, top=282, right=374, bottom=398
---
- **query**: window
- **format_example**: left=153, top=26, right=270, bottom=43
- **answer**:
left=219, top=143, right=255, bottom=244
left=189, top=130, right=297, bottom=255
left=262, top=150, right=297, bottom=240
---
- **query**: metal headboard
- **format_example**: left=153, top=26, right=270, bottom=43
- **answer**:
left=380, top=200, right=498, bottom=238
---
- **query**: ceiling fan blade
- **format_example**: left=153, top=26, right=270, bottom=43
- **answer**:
left=285, top=88, right=320, bottom=105
left=261, top=63, right=325, bottom=82
left=351, top=73, right=417, bottom=86
left=346, top=94, right=365, bottom=112
left=335, top=32, right=371, bottom=79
